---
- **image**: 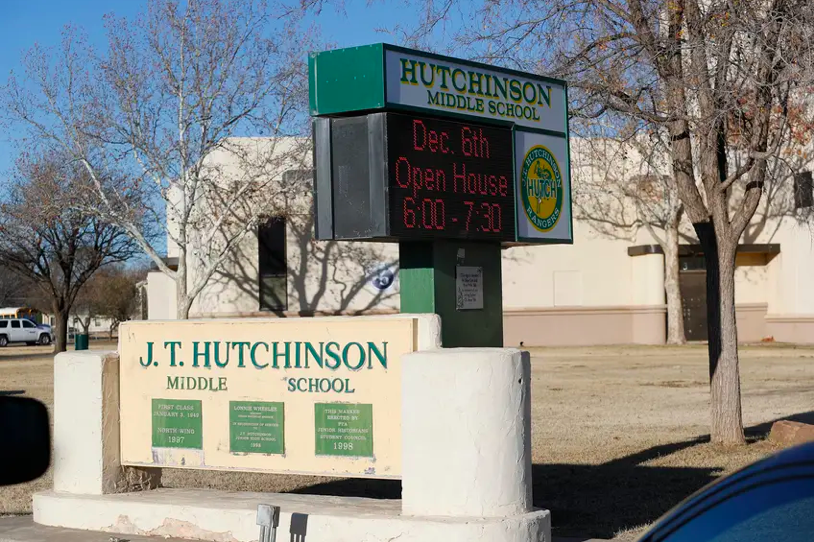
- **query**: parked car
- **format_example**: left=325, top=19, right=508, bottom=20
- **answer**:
left=638, top=439, right=814, bottom=541
left=0, top=318, right=54, bottom=346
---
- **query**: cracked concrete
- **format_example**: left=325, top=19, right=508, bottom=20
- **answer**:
left=0, top=516, right=196, bottom=542
left=108, top=516, right=240, bottom=542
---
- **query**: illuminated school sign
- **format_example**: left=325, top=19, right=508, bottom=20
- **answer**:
left=309, top=43, right=573, bottom=244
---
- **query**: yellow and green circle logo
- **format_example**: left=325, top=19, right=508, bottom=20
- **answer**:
left=521, top=145, right=563, bottom=232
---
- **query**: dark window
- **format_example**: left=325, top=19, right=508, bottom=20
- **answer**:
left=0, top=321, right=7, bottom=328
left=22, top=320, right=35, bottom=328
left=258, top=217, right=287, bottom=311
left=11, top=321, right=20, bottom=328
left=282, top=169, right=313, bottom=187
left=679, top=256, right=706, bottom=271
left=794, top=171, right=813, bottom=209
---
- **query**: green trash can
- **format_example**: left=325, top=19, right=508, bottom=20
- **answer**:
left=75, top=333, right=89, bottom=351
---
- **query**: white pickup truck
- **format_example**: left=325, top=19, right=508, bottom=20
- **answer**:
left=0, top=319, right=54, bottom=346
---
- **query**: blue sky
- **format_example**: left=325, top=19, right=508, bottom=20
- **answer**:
left=0, top=0, right=418, bottom=174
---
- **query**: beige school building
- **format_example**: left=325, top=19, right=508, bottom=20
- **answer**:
left=143, top=137, right=814, bottom=346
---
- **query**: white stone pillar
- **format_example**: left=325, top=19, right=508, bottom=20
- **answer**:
left=53, top=351, right=125, bottom=494
left=401, top=348, right=532, bottom=517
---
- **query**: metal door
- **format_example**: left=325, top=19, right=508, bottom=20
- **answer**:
left=679, top=257, right=708, bottom=341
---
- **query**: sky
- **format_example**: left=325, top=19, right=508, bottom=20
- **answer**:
left=0, top=0, right=419, bottom=175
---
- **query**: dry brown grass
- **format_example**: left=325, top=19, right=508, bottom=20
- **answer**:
left=3, top=343, right=814, bottom=540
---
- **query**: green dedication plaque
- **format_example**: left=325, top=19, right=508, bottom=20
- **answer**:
left=314, top=403, right=373, bottom=457
left=152, top=398, right=203, bottom=449
left=229, top=401, right=285, bottom=454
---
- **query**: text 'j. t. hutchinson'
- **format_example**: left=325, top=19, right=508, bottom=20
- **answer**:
left=138, top=339, right=388, bottom=395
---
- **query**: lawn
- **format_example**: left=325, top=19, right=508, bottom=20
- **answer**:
left=2, top=342, right=814, bottom=540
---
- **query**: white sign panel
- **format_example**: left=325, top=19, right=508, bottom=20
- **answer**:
left=118, top=317, right=422, bottom=479
left=514, top=131, right=573, bottom=243
left=385, top=49, right=567, bottom=133
left=456, top=266, right=484, bottom=310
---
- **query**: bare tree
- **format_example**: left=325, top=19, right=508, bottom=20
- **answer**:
left=390, top=0, right=814, bottom=444
left=0, top=152, right=138, bottom=351
left=0, top=269, right=22, bottom=308
left=0, top=270, right=51, bottom=315
left=73, top=264, right=147, bottom=338
left=3, top=0, right=313, bottom=319
left=741, top=100, right=814, bottom=242
left=574, top=127, right=690, bottom=344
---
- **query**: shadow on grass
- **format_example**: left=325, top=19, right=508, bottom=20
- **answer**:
left=283, top=411, right=814, bottom=539
left=526, top=433, right=714, bottom=538
left=531, top=459, right=714, bottom=538
left=283, top=435, right=717, bottom=538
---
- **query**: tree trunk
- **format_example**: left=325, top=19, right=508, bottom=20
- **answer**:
left=663, top=221, right=686, bottom=345
left=53, top=306, right=70, bottom=353
left=177, top=290, right=192, bottom=319
left=176, top=247, right=192, bottom=319
left=696, top=222, right=745, bottom=445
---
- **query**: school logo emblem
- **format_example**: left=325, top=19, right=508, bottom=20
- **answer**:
left=520, top=145, right=563, bottom=232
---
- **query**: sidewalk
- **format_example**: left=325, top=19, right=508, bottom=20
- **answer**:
left=0, top=516, right=609, bottom=542
left=0, top=516, right=194, bottom=542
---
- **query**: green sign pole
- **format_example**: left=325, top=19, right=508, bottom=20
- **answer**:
left=400, top=241, right=503, bottom=347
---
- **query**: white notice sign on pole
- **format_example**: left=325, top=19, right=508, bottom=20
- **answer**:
left=456, top=266, right=484, bottom=310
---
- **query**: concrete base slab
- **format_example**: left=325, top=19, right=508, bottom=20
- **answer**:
left=0, top=515, right=195, bottom=542
left=33, top=489, right=551, bottom=542
left=1, top=517, right=603, bottom=542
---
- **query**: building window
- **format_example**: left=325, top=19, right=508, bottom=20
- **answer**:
left=794, top=171, right=813, bottom=209
left=258, top=216, right=287, bottom=311
left=282, top=169, right=313, bottom=185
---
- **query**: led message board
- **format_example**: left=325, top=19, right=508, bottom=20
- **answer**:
left=386, top=113, right=515, bottom=242
left=313, top=112, right=515, bottom=242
